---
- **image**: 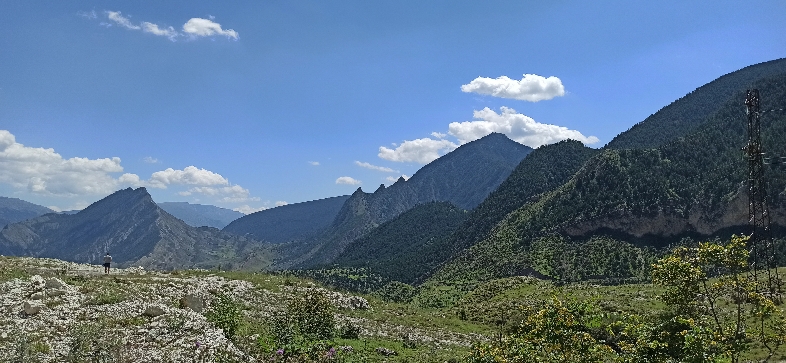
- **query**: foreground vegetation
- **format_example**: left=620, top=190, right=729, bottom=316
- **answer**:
left=3, top=234, right=785, bottom=362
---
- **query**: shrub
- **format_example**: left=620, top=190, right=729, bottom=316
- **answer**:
left=206, top=292, right=242, bottom=339
left=288, top=290, right=335, bottom=341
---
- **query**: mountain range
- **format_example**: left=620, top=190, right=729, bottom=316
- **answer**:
left=0, top=196, right=54, bottom=228
left=157, top=202, right=244, bottom=229
left=1, top=58, right=784, bottom=284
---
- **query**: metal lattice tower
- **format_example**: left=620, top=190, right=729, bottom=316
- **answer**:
left=744, top=89, right=781, bottom=298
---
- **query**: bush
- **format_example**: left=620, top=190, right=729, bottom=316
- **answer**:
left=288, top=290, right=335, bottom=340
left=206, top=292, right=242, bottom=339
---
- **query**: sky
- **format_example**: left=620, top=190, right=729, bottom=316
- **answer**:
left=1, top=1, right=785, bottom=213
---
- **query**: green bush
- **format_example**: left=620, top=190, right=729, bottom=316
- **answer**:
left=206, top=292, right=242, bottom=339
left=288, top=290, right=335, bottom=341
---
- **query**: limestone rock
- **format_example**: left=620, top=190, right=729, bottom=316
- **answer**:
left=179, top=294, right=204, bottom=313
left=30, top=292, right=44, bottom=300
left=143, top=305, right=166, bottom=317
left=23, top=301, right=45, bottom=315
left=45, top=278, right=65, bottom=289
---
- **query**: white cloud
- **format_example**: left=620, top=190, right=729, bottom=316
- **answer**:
left=385, top=175, right=410, bottom=183
left=182, top=18, right=238, bottom=39
left=461, top=74, right=565, bottom=102
left=431, top=132, right=447, bottom=139
left=149, top=166, right=229, bottom=189
left=234, top=205, right=268, bottom=214
left=106, top=11, right=140, bottom=30
left=143, top=156, right=159, bottom=164
left=179, top=184, right=260, bottom=203
left=354, top=161, right=399, bottom=173
left=308, top=161, right=320, bottom=166
left=336, top=176, right=362, bottom=185
left=0, top=130, right=140, bottom=196
left=275, top=201, right=288, bottom=207
left=378, top=138, right=458, bottom=164
left=94, top=11, right=237, bottom=42
left=448, top=107, right=599, bottom=148
left=141, top=22, right=178, bottom=41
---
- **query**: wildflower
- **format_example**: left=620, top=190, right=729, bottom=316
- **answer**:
left=326, top=347, right=336, bottom=357
left=276, top=348, right=284, bottom=355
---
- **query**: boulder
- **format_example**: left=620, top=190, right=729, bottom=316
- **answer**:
left=23, top=301, right=45, bottom=315
left=179, top=294, right=204, bottom=313
left=45, top=278, right=65, bottom=289
left=30, top=292, right=44, bottom=300
left=143, top=305, right=166, bottom=317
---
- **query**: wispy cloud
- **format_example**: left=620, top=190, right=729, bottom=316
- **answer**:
left=354, top=161, right=399, bottom=173
left=106, top=11, right=140, bottom=30
left=83, top=11, right=238, bottom=42
left=143, top=156, right=159, bottom=164
left=336, top=176, right=361, bottom=185
left=308, top=161, right=320, bottom=166
left=461, top=74, right=565, bottom=102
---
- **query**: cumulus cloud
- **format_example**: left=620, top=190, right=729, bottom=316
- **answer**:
left=234, top=205, right=267, bottom=214
left=431, top=132, right=447, bottom=139
left=378, top=138, right=458, bottom=164
left=141, top=22, right=178, bottom=41
left=354, top=161, right=399, bottom=173
left=461, top=74, right=565, bottom=102
left=448, top=107, right=599, bottom=148
left=106, top=11, right=140, bottom=30
left=0, top=130, right=141, bottom=196
left=275, top=201, right=288, bottom=207
left=308, top=161, right=320, bottom=166
left=182, top=18, right=238, bottom=39
left=178, top=184, right=259, bottom=203
left=143, top=156, right=159, bottom=164
left=149, top=166, right=229, bottom=189
left=336, top=176, right=362, bottom=185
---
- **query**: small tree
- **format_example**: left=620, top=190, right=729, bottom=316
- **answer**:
left=651, top=234, right=784, bottom=363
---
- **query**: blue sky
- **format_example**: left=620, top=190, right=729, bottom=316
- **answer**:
left=1, top=1, right=785, bottom=213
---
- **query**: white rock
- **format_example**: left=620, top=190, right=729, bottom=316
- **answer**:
left=31, top=292, right=44, bottom=300
left=45, top=278, right=65, bottom=289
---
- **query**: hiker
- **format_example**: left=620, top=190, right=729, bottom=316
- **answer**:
left=103, top=252, right=112, bottom=274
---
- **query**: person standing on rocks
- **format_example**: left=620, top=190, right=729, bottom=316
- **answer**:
left=103, top=252, right=112, bottom=274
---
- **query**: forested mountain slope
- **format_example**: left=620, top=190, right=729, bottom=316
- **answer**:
left=0, top=188, right=267, bottom=270
left=333, top=201, right=468, bottom=284
left=0, top=196, right=53, bottom=228
left=158, top=202, right=243, bottom=229
left=274, top=133, right=533, bottom=269
left=222, top=195, right=350, bottom=243
left=433, top=72, right=786, bottom=284
left=606, top=57, right=786, bottom=149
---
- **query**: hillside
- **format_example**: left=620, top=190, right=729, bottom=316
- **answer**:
left=222, top=195, right=350, bottom=243
left=433, top=72, right=786, bottom=284
left=333, top=202, right=468, bottom=284
left=158, top=202, right=244, bottom=229
left=605, top=57, right=786, bottom=149
left=0, top=188, right=269, bottom=270
left=276, top=133, right=533, bottom=269
left=0, top=196, right=53, bottom=228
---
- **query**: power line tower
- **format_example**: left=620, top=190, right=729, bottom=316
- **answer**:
left=744, top=89, right=781, bottom=300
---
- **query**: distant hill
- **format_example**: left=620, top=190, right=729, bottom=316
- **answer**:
left=158, top=202, right=243, bottom=229
left=0, top=197, right=53, bottom=227
left=222, top=195, right=350, bottom=244
left=278, top=133, right=533, bottom=269
left=606, top=58, right=786, bottom=149
left=0, top=188, right=271, bottom=270
left=432, top=71, right=786, bottom=284
left=333, top=201, right=468, bottom=284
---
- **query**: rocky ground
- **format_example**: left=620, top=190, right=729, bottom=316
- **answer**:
left=0, top=256, right=479, bottom=362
